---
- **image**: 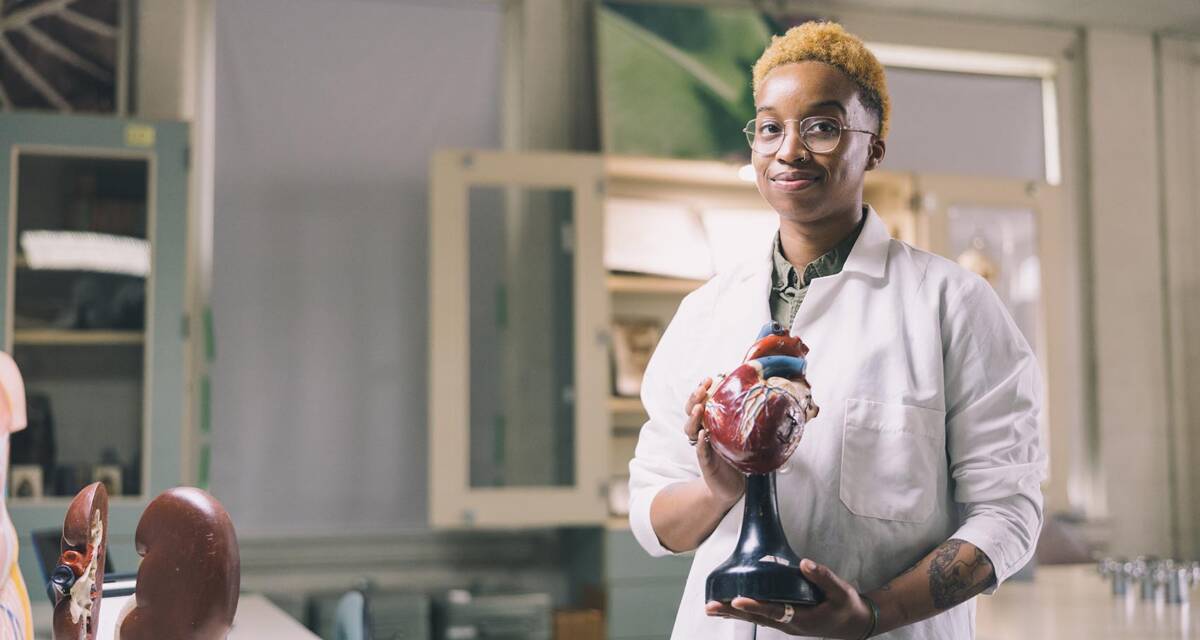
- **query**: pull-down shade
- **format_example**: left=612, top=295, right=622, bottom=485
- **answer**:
left=211, top=0, right=503, bottom=535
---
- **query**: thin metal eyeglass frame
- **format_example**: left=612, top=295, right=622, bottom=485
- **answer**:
left=743, top=117, right=877, bottom=156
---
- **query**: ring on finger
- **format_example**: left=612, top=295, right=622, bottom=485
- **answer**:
left=688, top=438, right=698, bottom=446
left=775, top=603, right=794, bottom=624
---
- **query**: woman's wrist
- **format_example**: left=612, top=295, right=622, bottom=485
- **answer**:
left=854, top=592, right=880, bottom=639
left=862, top=589, right=900, bottom=636
left=700, top=479, right=742, bottom=513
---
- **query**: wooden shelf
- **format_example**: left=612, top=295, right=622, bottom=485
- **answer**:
left=604, top=155, right=751, bottom=188
left=609, top=395, right=646, bottom=415
left=607, top=273, right=705, bottom=295
left=13, top=329, right=144, bottom=346
left=606, top=514, right=631, bottom=531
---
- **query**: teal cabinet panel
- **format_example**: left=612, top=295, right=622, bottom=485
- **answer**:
left=0, top=112, right=189, bottom=586
left=605, top=529, right=692, bottom=639
left=607, top=580, right=686, bottom=639
left=605, top=529, right=692, bottom=580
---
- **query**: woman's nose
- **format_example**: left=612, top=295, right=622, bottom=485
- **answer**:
left=775, top=128, right=809, bottom=164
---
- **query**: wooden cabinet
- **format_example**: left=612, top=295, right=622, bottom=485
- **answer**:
left=0, top=112, right=190, bottom=583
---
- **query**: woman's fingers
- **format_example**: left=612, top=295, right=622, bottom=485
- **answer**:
left=799, top=559, right=853, bottom=605
left=685, top=404, right=705, bottom=442
left=682, top=378, right=712, bottom=442
left=685, top=378, right=712, bottom=410
left=697, top=429, right=746, bottom=506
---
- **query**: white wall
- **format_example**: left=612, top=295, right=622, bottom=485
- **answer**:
left=208, top=0, right=504, bottom=535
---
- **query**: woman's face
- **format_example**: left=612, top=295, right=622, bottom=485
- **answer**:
left=751, top=61, right=886, bottom=224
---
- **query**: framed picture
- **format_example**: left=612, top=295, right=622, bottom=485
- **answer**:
left=92, top=465, right=123, bottom=497
left=10, top=465, right=43, bottom=499
left=611, top=317, right=662, bottom=397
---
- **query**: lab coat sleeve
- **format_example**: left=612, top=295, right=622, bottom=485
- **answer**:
left=941, top=274, right=1047, bottom=590
left=628, top=286, right=710, bottom=557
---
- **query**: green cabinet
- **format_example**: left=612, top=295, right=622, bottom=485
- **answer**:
left=0, top=112, right=190, bottom=584
left=605, top=529, right=691, bottom=639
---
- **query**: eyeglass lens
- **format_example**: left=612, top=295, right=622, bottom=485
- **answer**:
left=745, top=118, right=842, bottom=155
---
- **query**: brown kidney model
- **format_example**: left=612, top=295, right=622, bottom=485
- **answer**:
left=52, top=482, right=109, bottom=640
left=117, top=487, right=240, bottom=640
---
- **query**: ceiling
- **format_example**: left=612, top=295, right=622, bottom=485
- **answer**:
left=822, top=0, right=1200, bottom=37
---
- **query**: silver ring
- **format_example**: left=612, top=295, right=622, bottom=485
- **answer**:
left=688, top=438, right=698, bottom=446
left=776, top=603, right=794, bottom=624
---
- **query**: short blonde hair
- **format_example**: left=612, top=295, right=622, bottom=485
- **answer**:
left=752, top=21, right=890, bottom=138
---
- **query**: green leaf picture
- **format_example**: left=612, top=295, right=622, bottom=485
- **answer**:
left=597, top=2, right=774, bottom=162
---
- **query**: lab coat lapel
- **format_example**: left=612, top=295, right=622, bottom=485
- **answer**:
left=789, top=205, right=891, bottom=335
left=713, top=241, right=774, bottom=369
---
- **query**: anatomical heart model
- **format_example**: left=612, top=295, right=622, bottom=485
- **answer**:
left=51, top=482, right=109, bottom=640
left=703, top=322, right=824, bottom=605
left=0, top=352, right=33, bottom=639
left=115, top=487, right=240, bottom=640
left=702, top=322, right=819, bottom=474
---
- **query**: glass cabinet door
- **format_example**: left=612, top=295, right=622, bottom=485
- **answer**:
left=8, top=152, right=150, bottom=500
left=0, top=113, right=189, bottom=582
left=429, top=149, right=610, bottom=528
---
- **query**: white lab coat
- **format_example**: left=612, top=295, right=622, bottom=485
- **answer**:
left=628, top=206, right=1046, bottom=639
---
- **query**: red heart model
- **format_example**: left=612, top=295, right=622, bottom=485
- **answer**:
left=702, top=322, right=820, bottom=474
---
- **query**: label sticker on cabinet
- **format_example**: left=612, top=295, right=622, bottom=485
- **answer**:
left=125, top=124, right=156, bottom=147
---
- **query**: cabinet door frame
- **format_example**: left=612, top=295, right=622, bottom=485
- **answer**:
left=429, top=148, right=609, bottom=528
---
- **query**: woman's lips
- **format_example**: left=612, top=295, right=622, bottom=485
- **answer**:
left=770, top=175, right=819, bottom=191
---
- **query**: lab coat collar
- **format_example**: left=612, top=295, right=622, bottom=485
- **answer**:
left=842, top=204, right=890, bottom=280
left=737, top=204, right=891, bottom=287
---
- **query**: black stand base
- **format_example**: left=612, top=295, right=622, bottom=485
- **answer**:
left=705, top=473, right=824, bottom=605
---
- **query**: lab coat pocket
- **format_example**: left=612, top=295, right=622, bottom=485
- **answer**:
left=839, top=398, right=946, bottom=523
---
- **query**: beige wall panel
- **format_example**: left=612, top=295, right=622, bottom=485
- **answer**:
left=1086, top=29, right=1172, bottom=555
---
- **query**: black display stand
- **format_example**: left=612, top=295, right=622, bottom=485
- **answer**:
left=705, top=473, right=824, bottom=605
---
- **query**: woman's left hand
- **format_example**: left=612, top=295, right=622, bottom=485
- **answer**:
left=705, top=559, right=874, bottom=639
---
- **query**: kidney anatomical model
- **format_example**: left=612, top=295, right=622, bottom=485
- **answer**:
left=51, top=482, right=109, bottom=640
left=115, top=487, right=240, bottom=640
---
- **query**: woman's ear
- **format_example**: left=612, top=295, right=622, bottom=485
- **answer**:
left=865, top=137, right=886, bottom=171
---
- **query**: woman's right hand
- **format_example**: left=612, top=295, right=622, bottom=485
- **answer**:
left=684, top=377, right=745, bottom=508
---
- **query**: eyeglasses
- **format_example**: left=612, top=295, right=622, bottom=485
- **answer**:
left=743, top=116, right=877, bottom=156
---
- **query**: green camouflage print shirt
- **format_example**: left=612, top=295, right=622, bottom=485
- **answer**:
left=769, top=211, right=866, bottom=329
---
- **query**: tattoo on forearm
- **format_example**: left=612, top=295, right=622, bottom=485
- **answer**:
left=928, top=539, right=995, bottom=610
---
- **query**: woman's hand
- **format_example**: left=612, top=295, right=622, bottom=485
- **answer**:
left=704, top=559, right=874, bottom=639
left=684, top=377, right=744, bottom=508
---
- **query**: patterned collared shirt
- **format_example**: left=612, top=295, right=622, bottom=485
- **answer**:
left=769, top=210, right=866, bottom=328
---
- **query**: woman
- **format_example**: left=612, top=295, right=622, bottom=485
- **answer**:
left=628, top=21, right=1044, bottom=639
